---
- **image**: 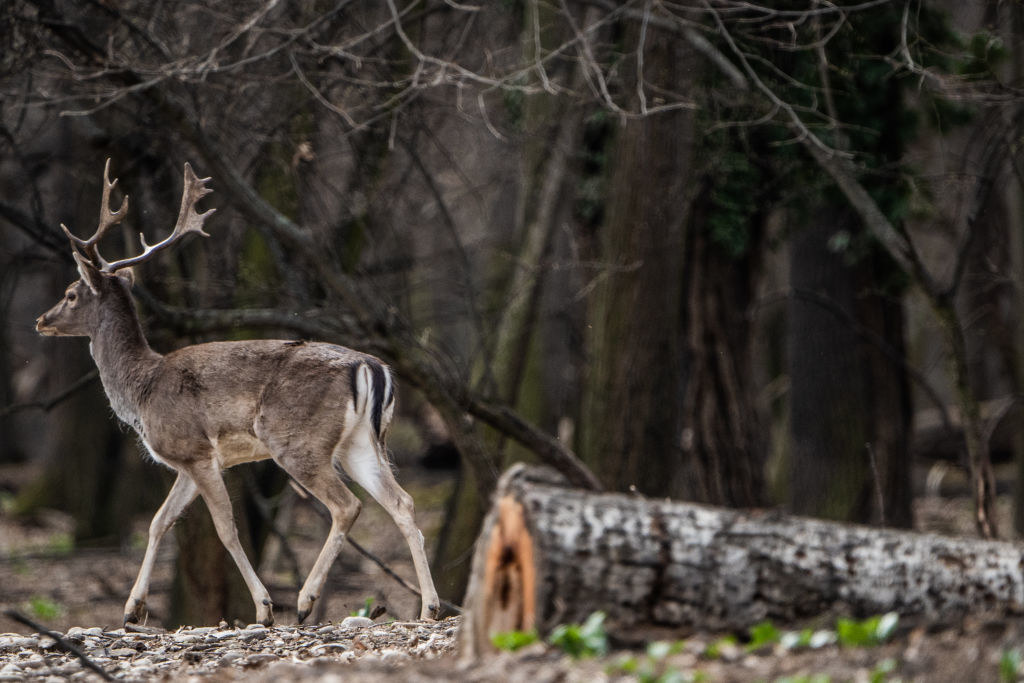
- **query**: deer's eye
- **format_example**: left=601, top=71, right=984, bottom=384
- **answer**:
left=66, top=292, right=77, bottom=303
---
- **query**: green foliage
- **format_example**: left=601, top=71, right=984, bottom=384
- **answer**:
left=703, top=634, right=738, bottom=659
left=574, top=109, right=613, bottom=228
left=869, top=658, right=898, bottom=683
left=706, top=147, right=763, bottom=258
left=502, top=79, right=525, bottom=132
left=835, top=612, right=898, bottom=647
left=46, top=532, right=74, bottom=556
left=491, top=628, right=539, bottom=652
left=957, top=31, right=1007, bottom=79
left=1000, top=648, right=1022, bottom=683
left=548, top=611, right=609, bottom=659
left=350, top=596, right=375, bottom=618
left=746, top=620, right=782, bottom=652
left=610, top=640, right=692, bottom=683
left=27, top=596, right=62, bottom=621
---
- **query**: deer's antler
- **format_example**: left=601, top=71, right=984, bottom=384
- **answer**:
left=61, top=158, right=129, bottom=269
left=105, top=162, right=215, bottom=273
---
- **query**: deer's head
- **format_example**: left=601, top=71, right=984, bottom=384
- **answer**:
left=35, top=256, right=135, bottom=337
left=36, top=159, right=215, bottom=339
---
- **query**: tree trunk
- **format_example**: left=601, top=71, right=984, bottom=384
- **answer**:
left=788, top=207, right=912, bottom=527
left=460, top=465, right=1024, bottom=658
left=677, top=199, right=766, bottom=506
left=579, top=27, right=693, bottom=497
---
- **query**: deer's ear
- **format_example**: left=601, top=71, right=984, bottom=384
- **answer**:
left=113, top=267, right=135, bottom=289
left=72, top=250, right=102, bottom=294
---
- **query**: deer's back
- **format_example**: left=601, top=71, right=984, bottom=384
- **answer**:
left=138, top=340, right=383, bottom=467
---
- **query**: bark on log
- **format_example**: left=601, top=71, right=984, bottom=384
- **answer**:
left=460, top=465, right=1024, bottom=658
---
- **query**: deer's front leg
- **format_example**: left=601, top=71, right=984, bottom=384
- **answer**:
left=125, top=471, right=198, bottom=625
left=187, top=461, right=275, bottom=626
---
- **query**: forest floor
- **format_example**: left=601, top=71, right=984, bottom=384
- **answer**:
left=1, top=461, right=1023, bottom=681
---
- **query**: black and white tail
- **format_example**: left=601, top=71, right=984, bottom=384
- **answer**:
left=350, top=359, right=395, bottom=440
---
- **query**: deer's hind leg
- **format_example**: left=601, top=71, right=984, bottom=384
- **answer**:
left=278, top=451, right=362, bottom=624
left=341, top=428, right=441, bottom=620
left=255, top=416, right=362, bottom=624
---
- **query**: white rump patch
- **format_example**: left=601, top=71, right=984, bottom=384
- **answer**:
left=340, top=427, right=384, bottom=501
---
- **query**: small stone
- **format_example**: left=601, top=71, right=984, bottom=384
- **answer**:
left=0, top=636, right=39, bottom=651
left=218, top=650, right=244, bottom=666
left=0, top=663, right=23, bottom=680
left=20, top=655, right=46, bottom=669
left=379, top=649, right=409, bottom=665
left=185, top=626, right=217, bottom=635
left=239, top=628, right=268, bottom=642
left=317, top=625, right=337, bottom=635
left=208, top=629, right=240, bottom=641
left=108, top=647, right=137, bottom=658
left=340, top=616, right=373, bottom=630
left=242, top=653, right=279, bottom=667
left=310, top=643, right=347, bottom=656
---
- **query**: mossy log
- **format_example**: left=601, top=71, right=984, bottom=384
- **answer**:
left=460, top=465, right=1024, bottom=657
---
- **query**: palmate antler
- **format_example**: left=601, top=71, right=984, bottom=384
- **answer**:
left=62, top=159, right=215, bottom=272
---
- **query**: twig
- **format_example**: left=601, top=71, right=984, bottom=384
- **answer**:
left=345, top=535, right=462, bottom=614
left=0, top=370, right=99, bottom=417
left=865, top=442, right=886, bottom=527
left=2, top=610, right=113, bottom=681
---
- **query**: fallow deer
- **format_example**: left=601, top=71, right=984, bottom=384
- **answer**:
left=35, top=160, right=440, bottom=626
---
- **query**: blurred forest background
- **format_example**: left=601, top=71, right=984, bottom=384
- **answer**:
left=2, top=0, right=1024, bottom=628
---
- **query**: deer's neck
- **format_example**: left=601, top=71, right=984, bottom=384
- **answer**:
left=90, top=303, right=161, bottom=432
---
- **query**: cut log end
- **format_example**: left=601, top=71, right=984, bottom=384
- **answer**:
left=481, top=496, right=536, bottom=638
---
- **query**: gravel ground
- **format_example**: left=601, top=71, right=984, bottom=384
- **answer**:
left=0, top=616, right=459, bottom=681
left=2, top=613, right=1023, bottom=682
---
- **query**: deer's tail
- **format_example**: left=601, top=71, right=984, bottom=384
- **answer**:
left=351, top=359, right=395, bottom=441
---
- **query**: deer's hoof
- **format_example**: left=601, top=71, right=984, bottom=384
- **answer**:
left=296, top=594, right=316, bottom=624
left=123, top=598, right=146, bottom=625
left=421, top=601, right=441, bottom=622
left=257, top=598, right=275, bottom=627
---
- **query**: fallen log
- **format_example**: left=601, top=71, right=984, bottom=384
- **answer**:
left=460, top=464, right=1024, bottom=657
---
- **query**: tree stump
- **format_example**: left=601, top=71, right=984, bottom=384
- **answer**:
left=460, top=465, right=1024, bottom=657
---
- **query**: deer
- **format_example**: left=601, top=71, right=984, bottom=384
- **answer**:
left=35, top=159, right=440, bottom=627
